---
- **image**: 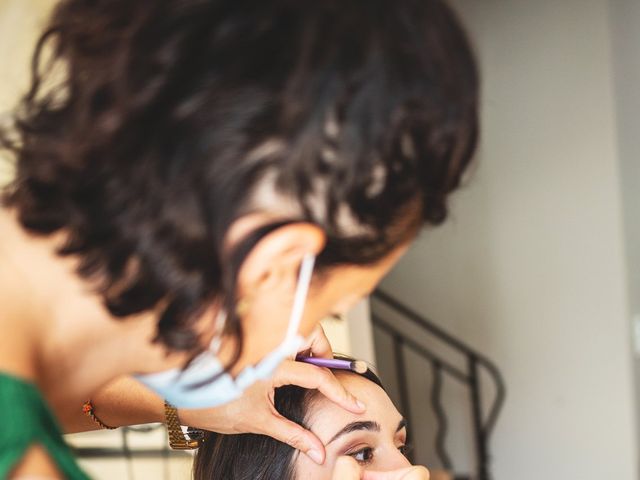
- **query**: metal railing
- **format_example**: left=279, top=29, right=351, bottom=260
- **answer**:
left=371, top=290, right=506, bottom=480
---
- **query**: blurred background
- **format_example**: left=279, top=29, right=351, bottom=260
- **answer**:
left=1, top=1, right=639, bottom=479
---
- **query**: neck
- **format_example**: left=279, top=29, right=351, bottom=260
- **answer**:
left=0, top=208, right=175, bottom=409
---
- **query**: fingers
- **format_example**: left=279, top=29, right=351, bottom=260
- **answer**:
left=331, top=456, right=431, bottom=480
left=274, top=360, right=365, bottom=413
left=363, top=466, right=430, bottom=480
left=259, top=411, right=326, bottom=465
left=300, top=324, right=333, bottom=359
left=332, top=456, right=363, bottom=480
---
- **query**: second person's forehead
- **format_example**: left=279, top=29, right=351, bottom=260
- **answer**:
left=309, top=372, right=400, bottom=429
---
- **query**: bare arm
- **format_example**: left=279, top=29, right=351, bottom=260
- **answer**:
left=60, top=361, right=362, bottom=465
left=60, top=376, right=165, bottom=433
left=61, top=323, right=337, bottom=434
left=59, top=326, right=363, bottom=465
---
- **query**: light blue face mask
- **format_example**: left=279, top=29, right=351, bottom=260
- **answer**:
left=135, top=254, right=316, bottom=409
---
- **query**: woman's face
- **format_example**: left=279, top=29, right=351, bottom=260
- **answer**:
left=294, top=371, right=412, bottom=478
left=225, top=240, right=410, bottom=375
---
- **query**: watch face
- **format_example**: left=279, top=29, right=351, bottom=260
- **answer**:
left=187, top=426, right=205, bottom=440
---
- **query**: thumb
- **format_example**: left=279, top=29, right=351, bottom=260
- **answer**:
left=332, top=456, right=363, bottom=480
left=263, top=413, right=326, bottom=465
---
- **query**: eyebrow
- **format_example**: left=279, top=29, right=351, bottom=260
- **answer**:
left=326, top=418, right=407, bottom=445
left=327, top=421, right=380, bottom=445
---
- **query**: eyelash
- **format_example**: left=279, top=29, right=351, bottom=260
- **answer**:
left=348, top=447, right=374, bottom=464
left=399, top=444, right=411, bottom=456
left=347, top=444, right=410, bottom=465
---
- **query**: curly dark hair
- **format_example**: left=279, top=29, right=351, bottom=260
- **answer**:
left=1, top=0, right=478, bottom=356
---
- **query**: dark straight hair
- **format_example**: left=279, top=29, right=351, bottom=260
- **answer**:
left=192, top=354, right=384, bottom=480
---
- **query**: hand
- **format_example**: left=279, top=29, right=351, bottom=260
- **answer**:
left=297, top=322, right=334, bottom=359
left=178, top=325, right=365, bottom=465
left=332, top=457, right=430, bottom=480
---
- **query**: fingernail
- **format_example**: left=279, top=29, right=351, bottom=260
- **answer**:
left=308, top=449, right=323, bottom=465
left=356, top=399, right=366, bottom=410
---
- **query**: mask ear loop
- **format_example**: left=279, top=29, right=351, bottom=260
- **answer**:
left=285, top=254, right=316, bottom=340
left=209, top=309, right=227, bottom=356
left=207, top=254, right=313, bottom=361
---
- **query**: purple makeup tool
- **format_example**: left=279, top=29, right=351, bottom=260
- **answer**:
left=295, top=355, right=368, bottom=374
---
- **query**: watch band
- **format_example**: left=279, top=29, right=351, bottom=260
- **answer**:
left=164, top=400, right=203, bottom=450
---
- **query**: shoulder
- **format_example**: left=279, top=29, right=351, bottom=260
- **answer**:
left=0, top=209, right=41, bottom=381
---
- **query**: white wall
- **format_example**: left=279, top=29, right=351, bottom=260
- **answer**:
left=379, top=1, right=638, bottom=478
left=609, top=0, right=640, bottom=473
left=0, top=0, right=50, bottom=110
left=0, top=0, right=52, bottom=186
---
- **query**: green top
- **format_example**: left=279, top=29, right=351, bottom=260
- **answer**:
left=0, top=372, right=90, bottom=479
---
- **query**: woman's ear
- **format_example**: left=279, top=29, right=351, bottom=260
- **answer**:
left=236, top=222, right=326, bottom=298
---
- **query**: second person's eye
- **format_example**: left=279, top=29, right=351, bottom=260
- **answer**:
left=349, top=447, right=374, bottom=464
left=399, top=444, right=412, bottom=457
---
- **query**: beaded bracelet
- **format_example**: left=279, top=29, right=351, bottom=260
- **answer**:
left=82, top=400, right=117, bottom=430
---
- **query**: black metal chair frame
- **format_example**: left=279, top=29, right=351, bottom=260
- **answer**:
left=371, top=290, right=506, bottom=480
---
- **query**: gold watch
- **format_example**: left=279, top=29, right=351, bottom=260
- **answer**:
left=164, top=400, right=204, bottom=450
